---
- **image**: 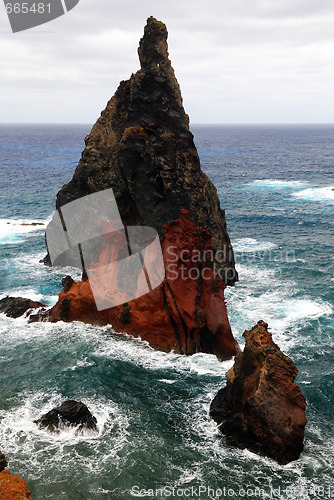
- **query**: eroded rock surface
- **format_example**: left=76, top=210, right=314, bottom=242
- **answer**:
left=42, top=17, right=239, bottom=359
left=0, top=470, right=32, bottom=499
left=52, top=16, right=237, bottom=285
left=210, top=320, right=307, bottom=464
left=0, top=296, right=45, bottom=319
left=48, top=211, right=238, bottom=359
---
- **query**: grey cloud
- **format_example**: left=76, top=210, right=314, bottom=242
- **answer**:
left=0, top=0, right=334, bottom=123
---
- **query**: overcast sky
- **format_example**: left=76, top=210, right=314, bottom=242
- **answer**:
left=1, top=0, right=334, bottom=124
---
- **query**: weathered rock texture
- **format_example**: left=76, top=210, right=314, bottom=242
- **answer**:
left=48, top=210, right=238, bottom=359
left=43, top=17, right=239, bottom=359
left=52, top=16, right=237, bottom=285
left=34, top=400, right=98, bottom=435
left=0, top=296, right=45, bottom=319
left=210, top=321, right=307, bottom=464
left=0, top=470, right=32, bottom=499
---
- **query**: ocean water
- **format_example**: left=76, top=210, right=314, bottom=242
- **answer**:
left=0, top=124, right=333, bottom=500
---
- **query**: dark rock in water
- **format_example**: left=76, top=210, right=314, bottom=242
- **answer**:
left=6, top=221, right=43, bottom=226
left=0, top=451, right=7, bottom=472
left=20, top=222, right=44, bottom=226
left=0, top=296, right=45, bottom=319
left=28, top=308, right=50, bottom=323
left=40, top=252, right=52, bottom=266
left=34, top=400, right=98, bottom=435
left=210, top=320, right=307, bottom=465
left=52, top=16, right=237, bottom=285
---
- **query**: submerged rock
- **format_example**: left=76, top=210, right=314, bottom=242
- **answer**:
left=0, top=296, right=45, bottom=319
left=34, top=400, right=98, bottom=435
left=0, top=470, right=33, bottom=499
left=210, top=321, right=307, bottom=464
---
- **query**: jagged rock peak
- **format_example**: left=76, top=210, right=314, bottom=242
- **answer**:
left=134, top=16, right=188, bottom=130
left=138, top=16, right=170, bottom=71
left=53, top=16, right=237, bottom=285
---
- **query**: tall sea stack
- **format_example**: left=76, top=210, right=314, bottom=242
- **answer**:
left=45, top=17, right=239, bottom=359
left=54, top=16, right=237, bottom=285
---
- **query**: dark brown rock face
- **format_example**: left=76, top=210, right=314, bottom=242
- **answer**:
left=53, top=16, right=237, bottom=285
left=0, top=296, right=45, bottom=319
left=34, top=400, right=98, bottom=435
left=210, top=321, right=307, bottom=464
left=0, top=452, right=7, bottom=472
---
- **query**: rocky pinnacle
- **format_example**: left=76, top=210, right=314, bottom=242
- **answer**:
left=54, top=16, right=238, bottom=285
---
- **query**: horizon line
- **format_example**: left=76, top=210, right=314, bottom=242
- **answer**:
left=1, top=122, right=334, bottom=126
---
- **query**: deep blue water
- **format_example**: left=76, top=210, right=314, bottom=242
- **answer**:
left=0, top=124, right=333, bottom=499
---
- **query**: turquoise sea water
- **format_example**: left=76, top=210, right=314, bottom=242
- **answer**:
left=0, top=124, right=333, bottom=499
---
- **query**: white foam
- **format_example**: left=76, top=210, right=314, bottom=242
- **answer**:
left=233, top=263, right=277, bottom=283
left=0, top=289, right=46, bottom=303
left=228, top=282, right=331, bottom=326
left=233, top=238, right=277, bottom=253
left=0, top=249, right=81, bottom=307
left=8, top=250, right=82, bottom=281
left=292, top=185, right=334, bottom=204
left=70, top=358, right=95, bottom=371
left=0, top=317, right=232, bottom=380
left=0, top=218, right=46, bottom=245
left=270, top=298, right=332, bottom=326
left=242, top=179, right=334, bottom=205
left=0, top=390, right=129, bottom=475
left=225, top=262, right=333, bottom=351
left=243, top=179, right=310, bottom=190
left=92, top=334, right=233, bottom=378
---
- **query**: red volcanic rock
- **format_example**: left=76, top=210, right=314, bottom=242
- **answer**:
left=210, top=320, right=307, bottom=464
left=0, top=470, right=32, bottom=499
left=48, top=211, right=238, bottom=360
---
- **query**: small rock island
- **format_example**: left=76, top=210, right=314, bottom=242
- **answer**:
left=210, top=321, right=307, bottom=464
